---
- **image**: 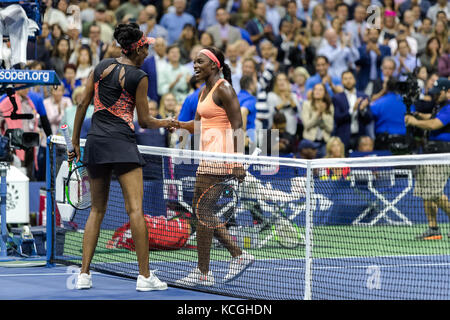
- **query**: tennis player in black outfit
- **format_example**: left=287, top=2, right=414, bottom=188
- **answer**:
left=68, top=23, right=174, bottom=291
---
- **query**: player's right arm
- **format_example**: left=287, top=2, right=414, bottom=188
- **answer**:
left=71, top=70, right=94, bottom=163
left=178, top=111, right=200, bottom=134
left=135, top=77, right=174, bottom=129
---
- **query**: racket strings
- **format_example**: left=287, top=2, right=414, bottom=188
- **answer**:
left=68, top=165, right=91, bottom=210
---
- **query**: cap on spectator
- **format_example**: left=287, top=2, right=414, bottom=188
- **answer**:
left=96, top=3, right=107, bottom=12
left=298, top=139, right=320, bottom=150
left=384, top=10, right=396, bottom=17
left=429, top=78, right=450, bottom=95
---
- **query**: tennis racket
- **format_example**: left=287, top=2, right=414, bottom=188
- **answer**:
left=195, top=148, right=261, bottom=229
left=272, top=214, right=304, bottom=249
left=61, top=125, right=91, bottom=210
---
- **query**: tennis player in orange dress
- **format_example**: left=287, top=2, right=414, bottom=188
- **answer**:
left=175, top=47, right=255, bottom=286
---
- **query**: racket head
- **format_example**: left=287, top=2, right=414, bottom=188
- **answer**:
left=195, top=179, right=238, bottom=229
left=273, top=218, right=304, bottom=249
left=66, top=164, right=91, bottom=210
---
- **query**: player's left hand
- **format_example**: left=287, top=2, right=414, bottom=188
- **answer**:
left=404, top=114, right=417, bottom=126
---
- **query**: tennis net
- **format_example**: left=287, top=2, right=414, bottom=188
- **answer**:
left=47, top=135, right=450, bottom=299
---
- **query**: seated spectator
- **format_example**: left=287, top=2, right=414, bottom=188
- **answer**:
left=419, top=37, right=441, bottom=75
left=305, top=55, right=343, bottom=98
left=309, top=19, right=326, bottom=51
left=357, top=135, right=375, bottom=152
left=332, top=70, right=371, bottom=153
left=280, top=0, right=304, bottom=32
left=369, top=78, right=408, bottom=154
left=159, top=93, right=180, bottom=147
left=412, top=17, right=433, bottom=55
left=370, top=57, right=397, bottom=102
left=388, top=22, right=418, bottom=56
left=273, top=20, right=295, bottom=72
left=198, top=0, right=230, bottom=32
left=355, top=28, right=392, bottom=96
left=115, top=0, right=144, bottom=24
left=230, top=0, right=255, bottom=29
left=438, top=43, right=450, bottom=78
left=426, top=0, right=450, bottom=23
left=199, top=31, right=215, bottom=47
left=267, top=72, right=301, bottom=137
left=50, top=37, right=72, bottom=80
left=301, top=83, right=335, bottom=158
left=432, top=19, right=448, bottom=55
left=393, top=39, right=420, bottom=80
left=206, top=7, right=242, bottom=51
left=287, top=28, right=317, bottom=76
left=139, top=4, right=169, bottom=49
left=295, top=139, right=319, bottom=160
left=321, top=136, right=350, bottom=180
left=44, top=85, right=72, bottom=136
left=414, top=72, right=440, bottom=114
left=175, top=23, right=199, bottom=65
left=157, top=45, right=191, bottom=104
left=159, top=0, right=196, bottom=45
left=75, top=46, right=94, bottom=83
left=291, top=66, right=310, bottom=107
left=62, top=63, right=82, bottom=99
left=317, top=27, right=359, bottom=80
left=271, top=112, right=296, bottom=156
left=345, top=4, right=367, bottom=48
left=245, top=1, right=275, bottom=47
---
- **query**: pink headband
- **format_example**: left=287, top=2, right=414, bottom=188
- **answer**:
left=122, top=35, right=155, bottom=54
left=384, top=10, right=396, bottom=17
left=200, top=49, right=221, bottom=69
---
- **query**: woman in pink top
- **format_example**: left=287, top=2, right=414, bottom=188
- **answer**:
left=176, top=46, right=255, bottom=287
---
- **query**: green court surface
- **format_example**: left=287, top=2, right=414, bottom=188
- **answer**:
left=60, top=223, right=450, bottom=264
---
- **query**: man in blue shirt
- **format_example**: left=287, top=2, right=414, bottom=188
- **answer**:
left=369, top=78, right=408, bottom=153
left=405, top=78, right=450, bottom=240
left=237, top=75, right=257, bottom=149
left=305, top=56, right=343, bottom=97
left=159, top=0, right=196, bottom=45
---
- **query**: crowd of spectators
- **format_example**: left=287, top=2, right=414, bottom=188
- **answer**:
left=0, top=0, right=449, bottom=181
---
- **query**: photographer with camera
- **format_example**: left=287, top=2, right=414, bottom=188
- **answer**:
left=405, top=78, right=450, bottom=240
left=370, top=77, right=408, bottom=154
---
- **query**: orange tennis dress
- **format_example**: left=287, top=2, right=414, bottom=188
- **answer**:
left=196, top=79, right=236, bottom=175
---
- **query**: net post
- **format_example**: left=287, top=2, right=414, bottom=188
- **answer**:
left=46, top=136, right=55, bottom=267
left=304, top=160, right=313, bottom=300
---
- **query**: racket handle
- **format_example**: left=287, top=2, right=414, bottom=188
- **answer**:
left=61, top=124, right=74, bottom=152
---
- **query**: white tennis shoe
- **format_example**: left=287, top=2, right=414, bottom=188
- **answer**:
left=223, top=251, right=255, bottom=283
left=76, top=273, right=92, bottom=289
left=136, top=271, right=168, bottom=291
left=175, top=268, right=215, bottom=287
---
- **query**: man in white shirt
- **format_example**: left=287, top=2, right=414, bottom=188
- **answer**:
left=388, top=22, right=418, bottom=56
left=332, top=70, right=371, bottom=151
left=426, top=0, right=450, bottom=23
left=206, top=7, right=241, bottom=50
left=157, top=45, right=191, bottom=104
left=345, top=5, right=367, bottom=48
left=153, top=37, right=168, bottom=74
left=317, top=28, right=359, bottom=79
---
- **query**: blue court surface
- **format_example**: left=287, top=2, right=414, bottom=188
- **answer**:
left=0, top=263, right=240, bottom=300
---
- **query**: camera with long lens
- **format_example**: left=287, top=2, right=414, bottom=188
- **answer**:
left=392, top=73, right=423, bottom=154
left=0, top=129, right=40, bottom=162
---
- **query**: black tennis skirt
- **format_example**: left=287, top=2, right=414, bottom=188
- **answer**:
left=82, top=134, right=146, bottom=167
